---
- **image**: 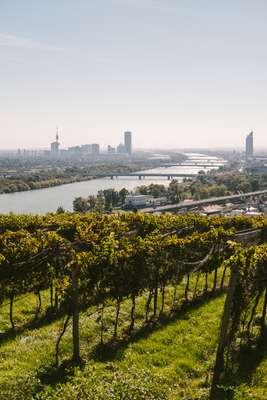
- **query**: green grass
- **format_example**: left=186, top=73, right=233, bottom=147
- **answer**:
left=232, top=359, right=267, bottom=400
left=1, top=272, right=266, bottom=400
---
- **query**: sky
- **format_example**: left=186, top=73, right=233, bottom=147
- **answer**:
left=0, top=0, right=267, bottom=150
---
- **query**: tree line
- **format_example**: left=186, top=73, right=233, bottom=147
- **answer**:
left=72, top=171, right=267, bottom=212
left=0, top=158, right=165, bottom=194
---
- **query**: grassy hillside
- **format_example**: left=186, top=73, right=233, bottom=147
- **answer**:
left=0, top=275, right=267, bottom=400
left=0, top=273, right=225, bottom=400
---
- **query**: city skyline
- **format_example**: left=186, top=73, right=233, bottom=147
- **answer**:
left=1, top=1, right=267, bottom=150
left=10, top=129, right=265, bottom=152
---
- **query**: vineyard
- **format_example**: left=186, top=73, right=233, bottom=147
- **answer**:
left=0, top=212, right=266, bottom=399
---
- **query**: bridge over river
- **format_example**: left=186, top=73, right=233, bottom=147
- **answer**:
left=162, top=162, right=227, bottom=167
left=93, top=172, right=197, bottom=180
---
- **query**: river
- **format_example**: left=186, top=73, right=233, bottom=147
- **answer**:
left=0, top=154, right=225, bottom=214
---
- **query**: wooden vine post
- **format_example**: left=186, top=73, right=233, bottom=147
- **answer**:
left=71, top=263, right=80, bottom=363
left=210, top=267, right=238, bottom=400
left=261, top=288, right=267, bottom=335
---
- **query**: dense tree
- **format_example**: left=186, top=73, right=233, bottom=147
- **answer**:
left=136, top=184, right=167, bottom=198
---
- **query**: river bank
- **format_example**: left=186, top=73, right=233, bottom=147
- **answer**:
left=0, top=154, right=225, bottom=214
left=0, top=158, right=177, bottom=195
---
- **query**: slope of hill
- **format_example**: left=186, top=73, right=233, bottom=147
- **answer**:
left=0, top=286, right=225, bottom=400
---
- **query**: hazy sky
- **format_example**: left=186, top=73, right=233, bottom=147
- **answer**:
left=1, top=0, right=267, bottom=150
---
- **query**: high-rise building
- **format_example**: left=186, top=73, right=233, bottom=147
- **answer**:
left=107, top=145, right=115, bottom=154
left=80, top=143, right=100, bottom=155
left=246, top=131, right=254, bottom=159
left=68, top=146, right=81, bottom=156
left=124, top=131, right=132, bottom=155
left=50, top=129, right=60, bottom=156
left=81, top=144, right=91, bottom=154
left=116, top=143, right=127, bottom=154
left=91, top=143, right=100, bottom=155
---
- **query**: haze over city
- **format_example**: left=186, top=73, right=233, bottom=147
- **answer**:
left=1, top=0, right=267, bottom=150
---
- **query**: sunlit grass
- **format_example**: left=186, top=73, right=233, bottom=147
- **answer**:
left=2, top=269, right=266, bottom=400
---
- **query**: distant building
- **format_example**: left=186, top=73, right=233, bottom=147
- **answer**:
left=201, top=205, right=224, bottom=216
left=125, top=195, right=152, bottom=208
left=246, top=131, right=254, bottom=159
left=107, top=145, right=115, bottom=154
left=68, top=146, right=81, bottom=156
left=248, top=159, right=267, bottom=174
left=228, top=209, right=246, bottom=216
left=81, top=143, right=100, bottom=155
left=116, top=143, right=127, bottom=154
left=50, top=131, right=60, bottom=157
left=81, top=144, right=92, bottom=154
left=124, top=131, right=132, bottom=155
left=91, top=143, right=100, bottom=155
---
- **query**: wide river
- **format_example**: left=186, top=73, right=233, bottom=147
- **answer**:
left=0, top=154, right=225, bottom=214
